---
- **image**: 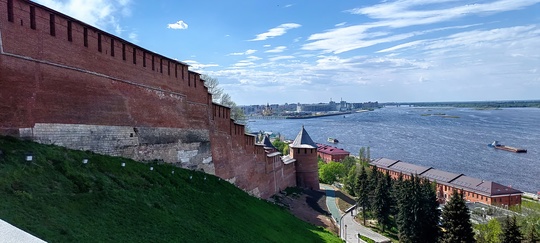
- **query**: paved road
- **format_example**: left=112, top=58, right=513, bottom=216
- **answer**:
left=321, top=184, right=391, bottom=243
left=320, top=184, right=342, bottom=224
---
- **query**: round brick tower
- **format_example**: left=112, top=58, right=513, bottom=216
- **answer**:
left=290, top=126, right=319, bottom=190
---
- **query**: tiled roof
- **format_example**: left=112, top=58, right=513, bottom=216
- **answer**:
left=451, top=176, right=522, bottom=196
left=371, top=158, right=400, bottom=168
left=290, top=126, right=317, bottom=149
left=370, top=158, right=523, bottom=197
left=262, top=135, right=275, bottom=149
left=421, top=169, right=462, bottom=183
left=257, top=134, right=276, bottom=150
left=316, top=144, right=350, bottom=155
left=390, top=161, right=432, bottom=175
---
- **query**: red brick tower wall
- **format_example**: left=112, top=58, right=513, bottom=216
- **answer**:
left=290, top=147, right=319, bottom=190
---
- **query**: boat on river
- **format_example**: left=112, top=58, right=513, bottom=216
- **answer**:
left=488, top=141, right=527, bottom=153
left=328, top=137, right=339, bottom=143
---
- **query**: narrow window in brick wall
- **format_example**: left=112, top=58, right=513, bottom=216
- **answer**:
left=175, top=64, right=178, bottom=78
left=167, top=61, right=170, bottom=76
left=151, top=55, right=155, bottom=71
left=143, top=52, right=146, bottom=67
left=122, top=43, right=126, bottom=61
left=160, top=58, right=163, bottom=73
left=132, top=48, right=136, bottom=64
left=7, top=0, right=14, bottom=22
left=83, top=28, right=88, bottom=47
left=49, top=14, right=56, bottom=36
left=67, top=21, right=72, bottom=42
left=98, top=33, right=102, bottom=52
left=30, top=6, right=36, bottom=29
left=110, top=38, right=115, bottom=57
left=194, top=75, right=197, bottom=87
left=188, top=75, right=191, bottom=86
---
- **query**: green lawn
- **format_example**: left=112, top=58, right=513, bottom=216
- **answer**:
left=0, top=136, right=341, bottom=242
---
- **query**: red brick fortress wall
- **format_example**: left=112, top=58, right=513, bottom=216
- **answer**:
left=0, top=0, right=297, bottom=199
left=0, top=0, right=209, bottom=132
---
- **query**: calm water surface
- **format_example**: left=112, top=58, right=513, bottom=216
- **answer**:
left=248, top=107, right=540, bottom=193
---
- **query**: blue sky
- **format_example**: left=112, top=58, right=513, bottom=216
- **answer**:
left=34, top=0, right=540, bottom=105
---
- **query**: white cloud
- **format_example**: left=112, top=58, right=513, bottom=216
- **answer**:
left=303, top=0, right=540, bottom=54
left=335, top=22, right=346, bottom=27
left=263, top=44, right=271, bottom=47
left=128, top=32, right=138, bottom=42
left=269, top=56, right=295, bottom=62
left=34, top=0, right=131, bottom=35
left=182, top=60, right=219, bottom=71
left=167, top=20, right=188, bottom=30
left=229, top=49, right=257, bottom=56
left=265, top=46, right=287, bottom=53
left=250, top=23, right=301, bottom=41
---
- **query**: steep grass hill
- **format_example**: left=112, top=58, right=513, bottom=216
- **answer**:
left=0, top=136, right=340, bottom=242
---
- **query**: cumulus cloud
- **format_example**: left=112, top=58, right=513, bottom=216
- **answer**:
left=167, top=20, right=188, bottom=30
left=250, top=23, right=301, bottom=41
left=34, top=0, right=132, bottom=35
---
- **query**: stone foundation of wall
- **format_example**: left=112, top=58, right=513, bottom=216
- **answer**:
left=20, top=123, right=214, bottom=174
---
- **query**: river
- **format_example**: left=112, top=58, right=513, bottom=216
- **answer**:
left=248, top=107, right=540, bottom=194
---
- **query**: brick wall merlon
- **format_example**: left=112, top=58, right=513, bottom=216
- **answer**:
left=1, top=0, right=192, bottom=91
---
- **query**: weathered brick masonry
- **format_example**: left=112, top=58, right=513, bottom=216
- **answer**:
left=0, top=0, right=317, bottom=198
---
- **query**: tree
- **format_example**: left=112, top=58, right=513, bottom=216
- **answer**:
left=343, top=165, right=358, bottom=196
left=475, top=218, right=502, bottom=243
left=201, top=74, right=223, bottom=103
left=395, top=175, right=440, bottom=243
left=440, top=191, right=475, bottom=243
left=395, top=175, right=419, bottom=243
left=501, top=215, right=522, bottom=243
left=373, top=172, right=392, bottom=232
left=525, top=225, right=539, bottom=243
left=318, top=162, right=345, bottom=184
left=355, top=166, right=369, bottom=225
left=272, top=138, right=289, bottom=155
left=418, top=178, right=440, bottom=243
left=341, top=156, right=357, bottom=172
left=202, top=75, right=246, bottom=124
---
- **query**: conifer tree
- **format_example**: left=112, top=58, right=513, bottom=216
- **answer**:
left=418, top=178, right=440, bottom=242
left=355, top=166, right=369, bottom=225
left=440, top=191, right=475, bottom=243
left=396, top=175, right=419, bottom=243
left=391, top=172, right=404, bottom=216
left=373, top=172, right=392, bottom=232
left=501, top=215, right=522, bottom=243
left=368, top=165, right=380, bottom=208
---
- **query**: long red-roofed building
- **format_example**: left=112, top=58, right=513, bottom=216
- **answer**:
left=370, top=158, right=523, bottom=207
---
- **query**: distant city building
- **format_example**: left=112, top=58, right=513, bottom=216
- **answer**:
left=317, top=144, right=350, bottom=162
left=239, top=100, right=379, bottom=116
left=371, top=158, right=523, bottom=207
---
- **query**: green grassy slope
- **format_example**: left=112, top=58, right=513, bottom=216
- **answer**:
left=0, top=136, right=340, bottom=242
